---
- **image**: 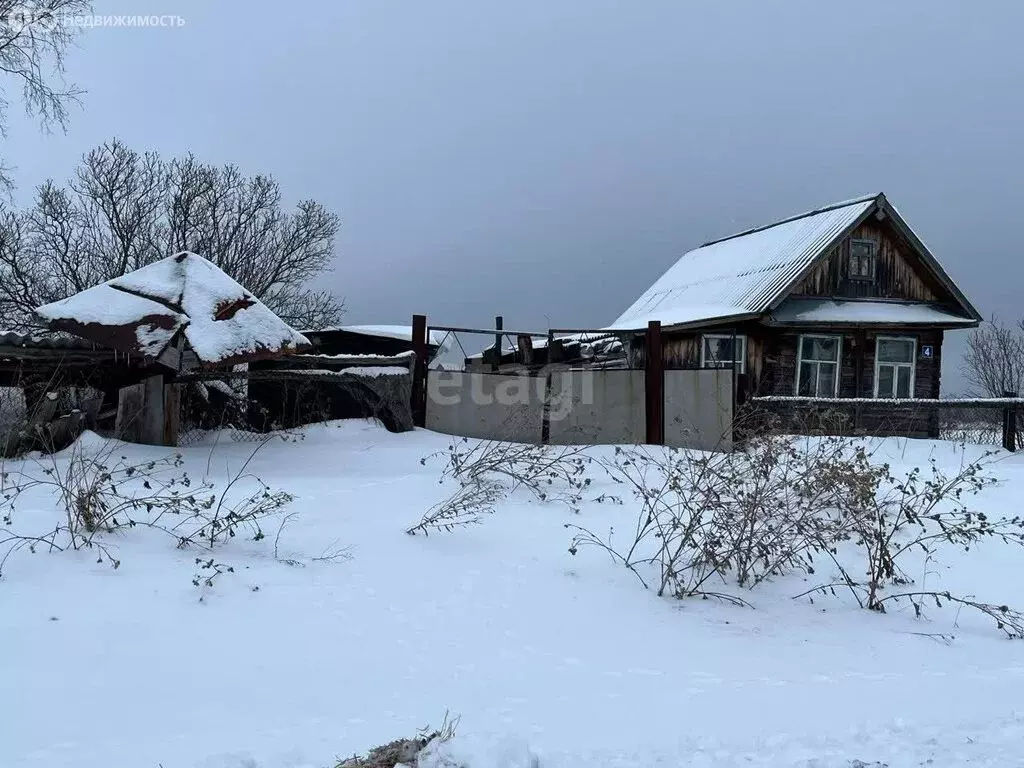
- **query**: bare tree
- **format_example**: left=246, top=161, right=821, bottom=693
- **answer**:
left=960, top=316, right=1024, bottom=397
left=0, top=138, right=343, bottom=330
left=1, top=1, right=91, bottom=189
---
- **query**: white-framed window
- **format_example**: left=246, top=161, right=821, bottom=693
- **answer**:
left=796, top=334, right=841, bottom=397
left=849, top=238, right=877, bottom=281
left=701, top=334, right=746, bottom=373
left=874, top=336, right=916, bottom=399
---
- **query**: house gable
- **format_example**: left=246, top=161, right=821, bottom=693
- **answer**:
left=790, top=218, right=943, bottom=304
left=772, top=195, right=980, bottom=321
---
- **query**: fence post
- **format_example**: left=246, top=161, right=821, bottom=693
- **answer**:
left=493, top=315, right=503, bottom=371
left=644, top=320, right=664, bottom=445
left=1003, top=390, right=1017, bottom=452
left=540, top=329, right=555, bottom=445
left=411, top=314, right=428, bottom=428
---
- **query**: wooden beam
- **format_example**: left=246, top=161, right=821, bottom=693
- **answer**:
left=644, top=321, right=664, bottom=445
left=411, top=314, right=428, bottom=428
left=163, top=383, right=181, bottom=446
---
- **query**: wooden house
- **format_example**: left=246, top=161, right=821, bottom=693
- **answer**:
left=608, top=193, right=981, bottom=434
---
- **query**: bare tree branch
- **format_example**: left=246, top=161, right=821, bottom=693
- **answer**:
left=0, top=138, right=343, bottom=331
left=0, top=1, right=91, bottom=189
left=961, top=316, right=1024, bottom=397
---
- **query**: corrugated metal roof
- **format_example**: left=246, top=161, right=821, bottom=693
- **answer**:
left=610, top=195, right=878, bottom=331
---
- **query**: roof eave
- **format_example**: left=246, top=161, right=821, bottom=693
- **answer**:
left=763, top=318, right=980, bottom=330
left=608, top=311, right=762, bottom=334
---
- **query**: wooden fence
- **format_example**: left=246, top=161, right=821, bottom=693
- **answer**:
left=748, top=394, right=1023, bottom=451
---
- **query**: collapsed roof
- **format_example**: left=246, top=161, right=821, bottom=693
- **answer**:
left=35, top=251, right=310, bottom=368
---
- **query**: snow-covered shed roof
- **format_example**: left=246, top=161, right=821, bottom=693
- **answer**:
left=35, top=252, right=310, bottom=367
left=330, top=324, right=450, bottom=348
left=609, top=193, right=980, bottom=331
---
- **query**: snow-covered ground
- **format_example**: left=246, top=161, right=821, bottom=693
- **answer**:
left=3, top=422, right=1023, bottom=768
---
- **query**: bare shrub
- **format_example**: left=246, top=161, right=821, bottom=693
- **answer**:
left=796, top=449, right=1024, bottom=636
left=424, top=436, right=595, bottom=509
left=406, top=477, right=506, bottom=536
left=409, top=434, right=604, bottom=536
left=0, top=434, right=293, bottom=579
left=335, top=711, right=461, bottom=768
left=568, top=434, right=872, bottom=602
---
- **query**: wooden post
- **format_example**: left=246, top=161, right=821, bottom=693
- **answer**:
left=1003, top=391, right=1017, bottom=452
left=540, top=329, right=555, bottom=445
left=517, top=334, right=534, bottom=367
left=411, top=314, right=428, bottom=428
left=115, top=375, right=165, bottom=445
left=493, top=315, right=503, bottom=371
left=644, top=321, right=664, bottom=445
left=163, top=383, right=181, bottom=446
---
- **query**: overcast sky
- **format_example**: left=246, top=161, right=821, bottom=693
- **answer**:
left=6, top=0, right=1023, bottom=391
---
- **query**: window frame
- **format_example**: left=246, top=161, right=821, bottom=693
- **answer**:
left=795, top=333, right=842, bottom=398
left=848, top=238, right=878, bottom=282
left=873, top=335, right=917, bottom=399
left=700, top=333, right=746, bottom=374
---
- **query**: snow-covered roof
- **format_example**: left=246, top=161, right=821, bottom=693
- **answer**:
left=611, top=195, right=878, bottom=331
left=35, top=252, right=310, bottom=367
left=609, top=193, right=981, bottom=331
left=310, top=324, right=449, bottom=348
left=769, top=299, right=977, bottom=327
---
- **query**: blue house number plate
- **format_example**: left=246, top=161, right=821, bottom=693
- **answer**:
left=921, top=345, right=934, bottom=358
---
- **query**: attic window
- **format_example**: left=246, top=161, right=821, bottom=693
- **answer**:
left=849, top=239, right=877, bottom=282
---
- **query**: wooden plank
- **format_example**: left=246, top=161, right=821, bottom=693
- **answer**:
left=493, top=316, right=503, bottom=372
left=115, top=382, right=146, bottom=442
left=115, top=375, right=166, bottom=445
left=140, top=375, right=165, bottom=445
left=517, top=334, right=534, bottom=366
left=163, top=383, right=181, bottom=446
left=1004, top=391, right=1018, bottom=452
left=411, top=314, right=428, bottom=428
